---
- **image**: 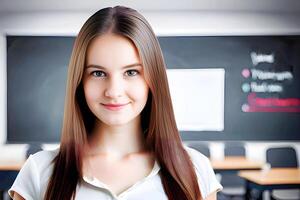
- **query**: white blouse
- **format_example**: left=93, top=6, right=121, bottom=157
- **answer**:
left=9, top=145, right=222, bottom=200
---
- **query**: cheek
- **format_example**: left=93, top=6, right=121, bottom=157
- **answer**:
left=131, top=81, right=149, bottom=101
left=83, top=81, right=102, bottom=103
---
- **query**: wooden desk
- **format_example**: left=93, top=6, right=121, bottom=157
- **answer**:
left=211, top=156, right=264, bottom=172
left=239, top=168, right=300, bottom=200
left=0, top=161, right=24, bottom=171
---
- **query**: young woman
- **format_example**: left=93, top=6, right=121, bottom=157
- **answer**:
left=9, top=6, right=222, bottom=200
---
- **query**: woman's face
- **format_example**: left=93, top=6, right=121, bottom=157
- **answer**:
left=82, top=33, right=149, bottom=127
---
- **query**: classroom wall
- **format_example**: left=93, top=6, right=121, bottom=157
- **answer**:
left=0, top=10, right=300, bottom=162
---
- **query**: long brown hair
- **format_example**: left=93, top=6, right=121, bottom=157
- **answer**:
left=45, top=6, right=202, bottom=200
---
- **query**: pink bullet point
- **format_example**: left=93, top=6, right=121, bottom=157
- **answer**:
left=242, top=68, right=250, bottom=78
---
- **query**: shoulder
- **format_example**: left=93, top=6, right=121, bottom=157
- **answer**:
left=183, top=145, right=223, bottom=199
left=183, top=145, right=211, bottom=169
left=183, top=145, right=214, bottom=179
left=8, top=149, right=59, bottom=199
left=29, top=148, right=59, bottom=168
left=17, top=148, right=59, bottom=177
left=28, top=148, right=59, bottom=181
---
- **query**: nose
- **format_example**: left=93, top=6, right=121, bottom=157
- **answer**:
left=104, top=76, right=124, bottom=98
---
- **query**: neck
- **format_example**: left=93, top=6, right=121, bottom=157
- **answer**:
left=86, top=117, right=147, bottom=159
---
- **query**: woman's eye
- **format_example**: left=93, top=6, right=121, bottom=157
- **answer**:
left=92, top=71, right=106, bottom=77
left=125, top=70, right=139, bottom=76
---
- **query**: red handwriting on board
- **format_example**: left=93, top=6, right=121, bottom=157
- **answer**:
left=245, top=93, right=300, bottom=112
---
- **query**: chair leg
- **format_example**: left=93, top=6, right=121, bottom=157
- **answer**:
left=249, top=189, right=264, bottom=200
left=0, top=190, right=4, bottom=200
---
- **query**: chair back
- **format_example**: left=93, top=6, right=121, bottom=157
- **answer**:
left=266, top=147, right=298, bottom=168
left=224, top=142, right=245, bottom=156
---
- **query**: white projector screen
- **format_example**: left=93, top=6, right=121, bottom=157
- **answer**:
left=166, top=69, right=225, bottom=131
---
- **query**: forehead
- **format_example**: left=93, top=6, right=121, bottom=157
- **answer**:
left=86, top=34, right=141, bottom=69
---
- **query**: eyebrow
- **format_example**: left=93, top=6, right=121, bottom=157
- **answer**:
left=85, top=63, right=142, bottom=70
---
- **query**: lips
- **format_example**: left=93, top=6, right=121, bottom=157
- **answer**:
left=101, top=103, right=129, bottom=111
left=102, top=103, right=129, bottom=107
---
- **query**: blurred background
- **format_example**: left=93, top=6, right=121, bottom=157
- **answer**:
left=0, top=0, right=300, bottom=199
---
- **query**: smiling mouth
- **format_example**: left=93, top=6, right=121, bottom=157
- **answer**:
left=101, top=103, right=129, bottom=111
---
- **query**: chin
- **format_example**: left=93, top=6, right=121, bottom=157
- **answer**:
left=101, top=118, right=133, bottom=127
